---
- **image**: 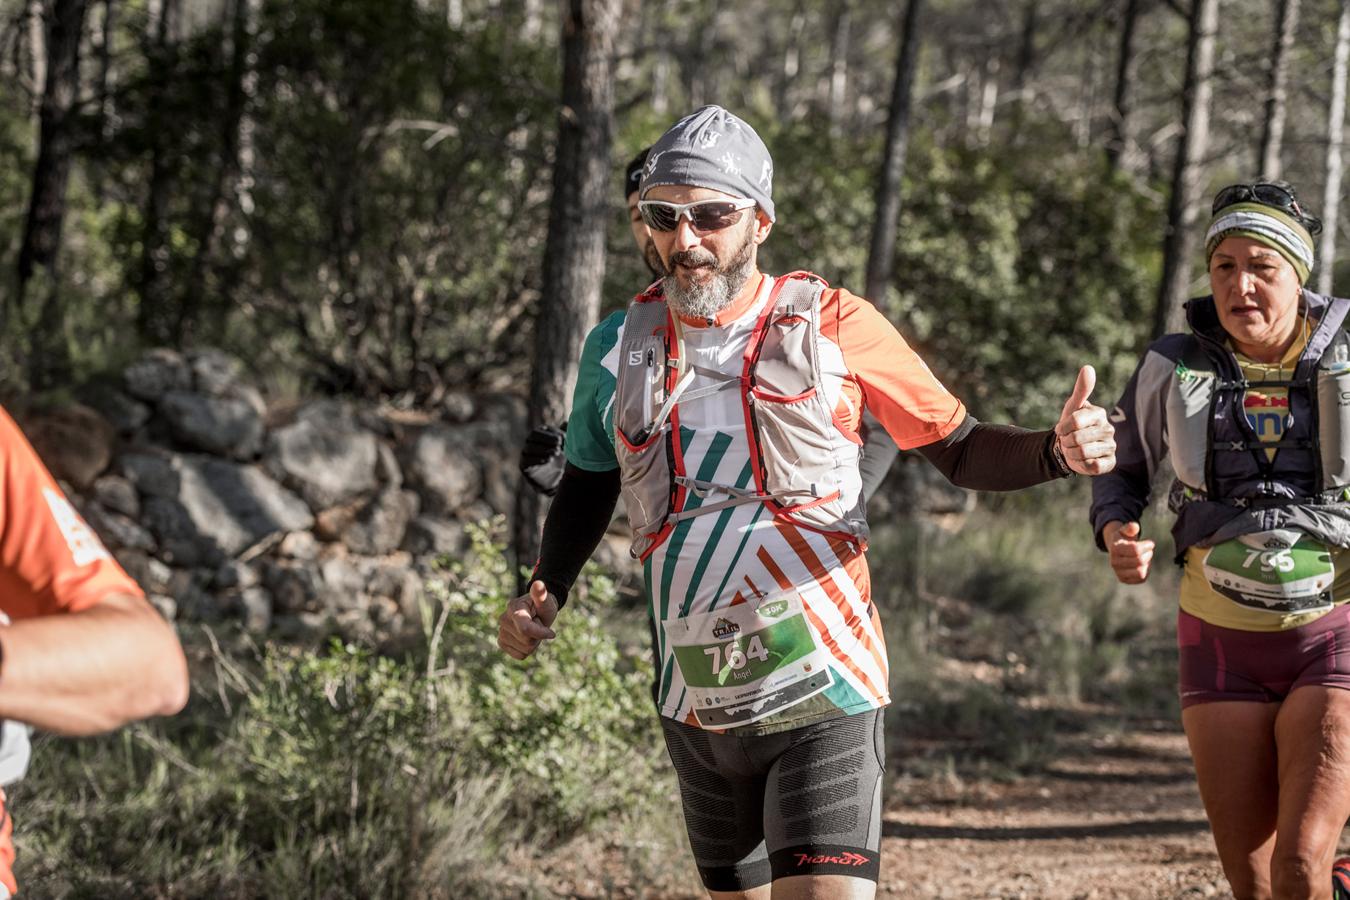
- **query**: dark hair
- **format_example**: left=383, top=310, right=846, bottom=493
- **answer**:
left=624, top=148, right=650, bottom=200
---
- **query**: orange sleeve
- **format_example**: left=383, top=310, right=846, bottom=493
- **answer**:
left=0, top=407, right=143, bottom=620
left=825, top=288, right=966, bottom=450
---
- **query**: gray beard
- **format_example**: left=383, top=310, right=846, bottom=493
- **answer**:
left=662, top=231, right=756, bottom=320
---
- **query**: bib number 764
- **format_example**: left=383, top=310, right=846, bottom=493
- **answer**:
left=704, top=635, right=770, bottom=674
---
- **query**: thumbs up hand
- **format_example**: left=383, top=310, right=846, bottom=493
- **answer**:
left=1054, top=365, right=1116, bottom=476
left=497, top=580, right=559, bottom=660
left=1103, top=520, right=1154, bottom=584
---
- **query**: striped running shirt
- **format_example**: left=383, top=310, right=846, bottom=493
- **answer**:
left=566, top=273, right=965, bottom=733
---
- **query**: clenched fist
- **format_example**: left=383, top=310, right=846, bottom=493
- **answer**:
left=497, top=580, right=559, bottom=660
left=1103, top=520, right=1155, bottom=584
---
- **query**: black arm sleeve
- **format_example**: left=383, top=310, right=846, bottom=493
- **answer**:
left=531, top=462, right=621, bottom=609
left=915, top=414, right=1070, bottom=491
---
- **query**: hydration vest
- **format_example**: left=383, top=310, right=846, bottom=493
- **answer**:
left=1164, top=293, right=1350, bottom=554
left=612, top=272, right=869, bottom=560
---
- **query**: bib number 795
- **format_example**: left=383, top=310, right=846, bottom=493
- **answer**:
left=1242, top=548, right=1295, bottom=574
left=703, top=635, right=770, bottom=674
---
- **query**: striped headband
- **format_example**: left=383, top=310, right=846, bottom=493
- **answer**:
left=1205, top=202, right=1315, bottom=284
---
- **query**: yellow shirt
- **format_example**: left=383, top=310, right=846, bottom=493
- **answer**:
left=1179, top=325, right=1350, bottom=631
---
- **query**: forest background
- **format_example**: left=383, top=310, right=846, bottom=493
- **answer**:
left=0, top=0, right=1346, bottom=896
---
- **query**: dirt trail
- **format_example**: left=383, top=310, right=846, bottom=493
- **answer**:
left=880, top=726, right=1227, bottom=898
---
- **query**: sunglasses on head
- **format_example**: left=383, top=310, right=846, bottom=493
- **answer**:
left=1212, top=182, right=1323, bottom=234
left=638, top=197, right=756, bottom=233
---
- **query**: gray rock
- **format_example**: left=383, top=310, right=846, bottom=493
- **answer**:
left=113, top=549, right=173, bottom=595
left=401, top=516, right=467, bottom=557
left=117, top=452, right=180, bottom=499
left=147, top=594, right=178, bottom=621
left=188, top=349, right=245, bottom=397
left=160, top=391, right=265, bottom=460
left=482, top=455, right=518, bottom=516
left=404, top=425, right=484, bottom=513
left=375, top=440, right=402, bottom=488
left=92, top=474, right=140, bottom=518
left=342, top=488, right=418, bottom=556
left=476, top=393, right=526, bottom=436
left=143, top=496, right=217, bottom=567
left=21, top=404, right=116, bottom=490
left=265, top=410, right=379, bottom=510
left=266, top=560, right=326, bottom=613
left=214, top=559, right=260, bottom=590
left=78, top=383, right=151, bottom=436
left=365, top=561, right=422, bottom=618
left=125, top=349, right=192, bottom=401
left=455, top=500, right=496, bottom=527
left=273, top=610, right=336, bottom=645
left=278, top=530, right=319, bottom=560
left=238, top=587, right=272, bottom=633
left=84, top=503, right=156, bottom=552
left=174, top=455, right=314, bottom=558
left=334, top=604, right=382, bottom=644
left=320, top=555, right=364, bottom=600
left=174, top=581, right=222, bottom=622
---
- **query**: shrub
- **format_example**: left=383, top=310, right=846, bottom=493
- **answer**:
left=14, top=524, right=666, bottom=898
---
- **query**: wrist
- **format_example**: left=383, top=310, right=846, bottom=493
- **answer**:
left=1050, top=433, right=1073, bottom=478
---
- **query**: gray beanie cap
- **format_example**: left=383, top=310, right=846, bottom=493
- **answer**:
left=640, top=105, right=775, bottom=222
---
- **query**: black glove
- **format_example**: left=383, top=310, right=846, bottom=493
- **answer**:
left=520, top=424, right=567, bottom=496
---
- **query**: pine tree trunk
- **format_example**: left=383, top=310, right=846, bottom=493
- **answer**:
left=826, top=2, right=851, bottom=134
left=1152, top=0, right=1218, bottom=338
left=864, top=0, right=923, bottom=307
left=14, top=0, right=90, bottom=390
left=136, top=0, right=180, bottom=346
left=182, top=0, right=257, bottom=341
left=1106, top=0, right=1144, bottom=170
left=1257, top=0, right=1300, bottom=178
left=1008, top=0, right=1038, bottom=142
left=512, top=0, right=618, bottom=588
left=1319, top=0, right=1350, bottom=297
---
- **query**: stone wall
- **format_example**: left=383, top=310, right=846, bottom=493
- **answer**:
left=19, top=348, right=528, bottom=646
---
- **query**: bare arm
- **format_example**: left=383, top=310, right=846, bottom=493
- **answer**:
left=0, top=592, right=188, bottom=735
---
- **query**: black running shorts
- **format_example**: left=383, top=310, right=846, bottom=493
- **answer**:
left=659, top=709, right=884, bottom=891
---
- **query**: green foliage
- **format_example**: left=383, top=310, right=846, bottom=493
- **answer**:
left=892, top=126, right=1162, bottom=423
left=760, top=114, right=1162, bottom=425
left=874, top=495, right=1179, bottom=774
left=14, top=528, right=664, bottom=898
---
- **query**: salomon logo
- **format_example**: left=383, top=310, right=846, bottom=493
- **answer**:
left=628, top=351, right=644, bottom=367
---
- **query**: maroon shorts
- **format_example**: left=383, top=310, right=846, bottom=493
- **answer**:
left=1178, top=606, right=1350, bottom=708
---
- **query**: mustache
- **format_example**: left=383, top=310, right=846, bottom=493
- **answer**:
left=669, top=249, right=717, bottom=269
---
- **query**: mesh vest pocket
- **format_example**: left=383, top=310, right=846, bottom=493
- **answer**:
left=616, top=424, right=673, bottom=539
left=751, top=387, right=848, bottom=529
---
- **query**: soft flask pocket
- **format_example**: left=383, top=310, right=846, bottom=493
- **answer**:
left=749, top=388, right=846, bottom=528
left=616, top=424, right=673, bottom=538
left=1318, top=361, right=1350, bottom=488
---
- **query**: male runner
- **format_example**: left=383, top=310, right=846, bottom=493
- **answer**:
left=519, top=149, right=662, bottom=496
left=499, top=106, right=1114, bottom=898
left=0, top=407, right=189, bottom=897
left=520, top=148, right=901, bottom=502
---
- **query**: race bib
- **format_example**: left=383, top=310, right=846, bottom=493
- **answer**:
left=666, top=592, right=834, bottom=728
left=1202, top=529, right=1335, bottom=615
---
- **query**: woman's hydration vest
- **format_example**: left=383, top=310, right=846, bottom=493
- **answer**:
left=1164, top=293, right=1350, bottom=554
left=612, top=272, right=869, bottom=560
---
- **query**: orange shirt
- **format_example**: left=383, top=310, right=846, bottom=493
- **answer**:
left=0, top=406, right=143, bottom=895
